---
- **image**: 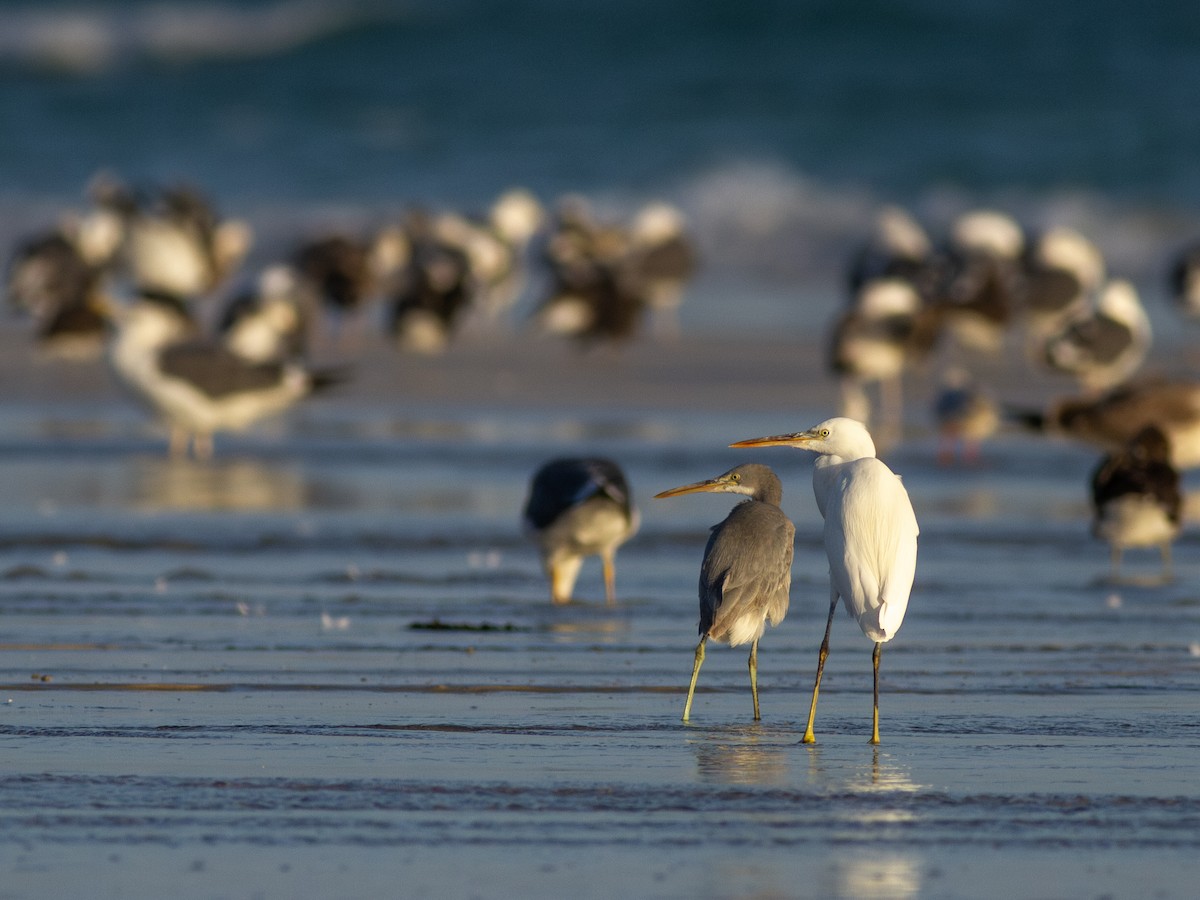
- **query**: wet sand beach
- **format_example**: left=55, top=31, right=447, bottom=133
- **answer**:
left=2, top=318, right=1199, bottom=899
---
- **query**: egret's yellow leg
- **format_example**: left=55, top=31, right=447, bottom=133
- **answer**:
left=601, top=551, right=616, bottom=605
left=802, top=589, right=839, bottom=744
left=749, top=638, right=761, bottom=721
left=1161, top=542, right=1173, bottom=581
left=683, top=636, right=707, bottom=722
left=870, top=641, right=882, bottom=745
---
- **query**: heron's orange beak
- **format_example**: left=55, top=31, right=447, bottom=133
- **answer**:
left=654, top=476, right=732, bottom=499
left=729, top=432, right=809, bottom=449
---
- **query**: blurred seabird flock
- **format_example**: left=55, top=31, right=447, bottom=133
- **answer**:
left=4, top=175, right=699, bottom=455
left=5, top=171, right=1200, bottom=578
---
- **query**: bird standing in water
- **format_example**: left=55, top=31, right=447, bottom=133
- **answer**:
left=1091, top=425, right=1181, bottom=581
left=522, top=458, right=639, bottom=604
left=732, top=417, right=918, bottom=744
left=655, top=464, right=794, bottom=722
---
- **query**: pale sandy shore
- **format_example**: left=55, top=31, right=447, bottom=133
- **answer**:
left=1, top=318, right=1076, bottom=427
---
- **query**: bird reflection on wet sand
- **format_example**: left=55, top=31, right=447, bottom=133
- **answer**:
left=128, top=456, right=308, bottom=512
left=690, top=725, right=791, bottom=786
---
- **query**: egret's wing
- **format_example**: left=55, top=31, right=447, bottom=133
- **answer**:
left=826, top=458, right=918, bottom=642
left=700, top=502, right=795, bottom=647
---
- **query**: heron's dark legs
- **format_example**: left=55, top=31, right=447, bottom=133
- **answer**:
left=1110, top=544, right=1123, bottom=581
left=748, top=638, right=761, bottom=720
left=870, top=641, right=882, bottom=745
left=802, top=588, right=839, bottom=744
left=683, top=636, right=707, bottom=722
left=601, top=551, right=617, bottom=605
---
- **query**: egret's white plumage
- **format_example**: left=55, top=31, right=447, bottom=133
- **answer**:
left=731, top=416, right=918, bottom=744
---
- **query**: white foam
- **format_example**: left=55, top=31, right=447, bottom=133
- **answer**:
left=0, top=1, right=397, bottom=73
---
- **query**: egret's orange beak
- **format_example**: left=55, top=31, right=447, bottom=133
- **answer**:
left=729, top=432, right=809, bottom=449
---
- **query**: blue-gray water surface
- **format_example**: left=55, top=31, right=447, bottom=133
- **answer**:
left=1, top=340, right=1198, bottom=899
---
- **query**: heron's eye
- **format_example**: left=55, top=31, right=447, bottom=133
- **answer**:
left=730, top=473, right=741, bottom=483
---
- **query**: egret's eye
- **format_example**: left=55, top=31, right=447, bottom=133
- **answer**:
left=819, top=428, right=830, bottom=438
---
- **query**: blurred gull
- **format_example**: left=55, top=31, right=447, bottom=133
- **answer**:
left=1021, top=226, right=1105, bottom=343
left=522, top=457, right=639, bottom=605
left=1009, top=376, right=1200, bottom=469
left=1041, top=279, right=1151, bottom=392
left=108, top=292, right=346, bottom=459
left=1090, top=425, right=1181, bottom=581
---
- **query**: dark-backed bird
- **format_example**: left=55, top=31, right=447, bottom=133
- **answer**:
left=522, top=458, right=639, bottom=605
left=216, top=265, right=313, bottom=363
left=387, top=214, right=476, bottom=354
left=1168, top=241, right=1200, bottom=319
left=1041, top=279, right=1150, bottom=392
left=1091, top=425, right=1182, bottom=581
left=932, top=209, right=1026, bottom=356
left=847, top=205, right=935, bottom=295
left=654, top=464, right=793, bottom=722
left=432, top=188, right=544, bottom=324
left=829, top=277, right=940, bottom=437
left=5, top=231, right=115, bottom=359
left=732, top=417, right=919, bottom=744
left=623, top=201, right=697, bottom=339
left=1021, top=226, right=1105, bottom=344
left=293, top=226, right=409, bottom=345
left=124, top=184, right=251, bottom=301
left=108, top=295, right=344, bottom=459
left=1008, top=376, right=1200, bottom=469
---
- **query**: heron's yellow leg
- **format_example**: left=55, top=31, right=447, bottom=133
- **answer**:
left=803, top=590, right=839, bottom=744
left=870, top=641, right=882, bottom=745
left=749, top=638, right=760, bottom=720
left=683, top=636, right=707, bottom=722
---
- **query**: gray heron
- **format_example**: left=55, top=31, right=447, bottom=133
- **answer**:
left=655, top=463, right=794, bottom=722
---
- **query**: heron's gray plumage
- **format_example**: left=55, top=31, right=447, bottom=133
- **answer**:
left=700, top=499, right=793, bottom=647
left=656, top=462, right=793, bottom=721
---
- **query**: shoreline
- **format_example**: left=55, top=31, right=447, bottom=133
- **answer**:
left=5, top=319, right=1089, bottom=423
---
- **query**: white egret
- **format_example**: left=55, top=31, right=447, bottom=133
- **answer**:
left=731, top=417, right=918, bottom=744
left=655, top=464, right=794, bottom=722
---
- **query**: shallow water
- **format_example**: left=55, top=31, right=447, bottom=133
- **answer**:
left=1, top=372, right=1199, bottom=900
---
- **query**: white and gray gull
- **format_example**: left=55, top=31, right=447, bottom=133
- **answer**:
left=522, top=457, right=640, bottom=605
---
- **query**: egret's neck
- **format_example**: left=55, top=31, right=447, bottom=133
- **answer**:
left=811, top=453, right=865, bottom=518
